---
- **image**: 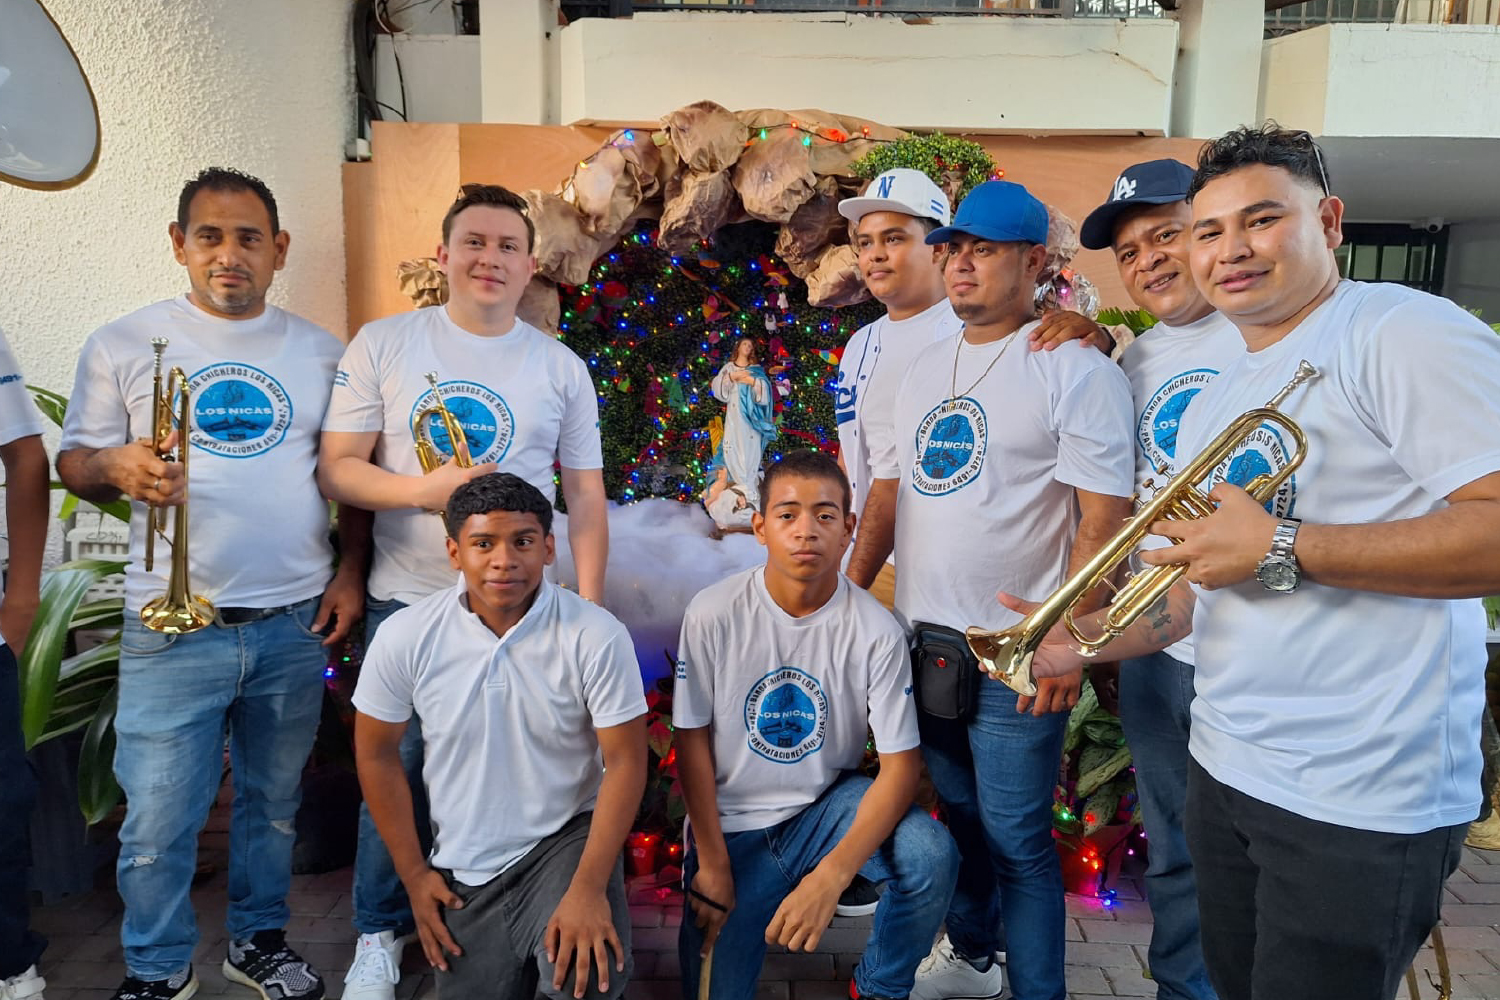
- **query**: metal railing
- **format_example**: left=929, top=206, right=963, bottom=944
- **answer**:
left=1266, top=0, right=1500, bottom=34
left=561, top=0, right=1168, bottom=18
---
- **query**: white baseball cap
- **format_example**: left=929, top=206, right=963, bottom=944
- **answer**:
left=837, top=168, right=951, bottom=228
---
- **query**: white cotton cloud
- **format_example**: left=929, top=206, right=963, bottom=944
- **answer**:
left=553, top=499, right=764, bottom=682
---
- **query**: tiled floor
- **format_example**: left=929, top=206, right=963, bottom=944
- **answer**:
left=26, top=800, right=1500, bottom=999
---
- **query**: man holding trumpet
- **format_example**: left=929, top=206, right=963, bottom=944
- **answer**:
left=318, top=182, right=609, bottom=998
left=57, top=168, right=364, bottom=1000
left=1006, top=125, right=1500, bottom=1000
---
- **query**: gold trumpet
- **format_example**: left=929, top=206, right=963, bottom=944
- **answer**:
left=411, top=372, right=472, bottom=525
left=967, top=360, right=1321, bottom=697
left=140, top=337, right=214, bottom=634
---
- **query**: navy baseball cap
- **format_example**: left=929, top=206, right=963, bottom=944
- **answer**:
left=1079, top=159, right=1196, bottom=250
left=925, top=181, right=1049, bottom=247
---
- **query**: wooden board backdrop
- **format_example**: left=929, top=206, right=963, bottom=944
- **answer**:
left=343, top=121, right=1206, bottom=340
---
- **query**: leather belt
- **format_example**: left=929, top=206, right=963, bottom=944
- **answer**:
left=216, top=603, right=299, bottom=626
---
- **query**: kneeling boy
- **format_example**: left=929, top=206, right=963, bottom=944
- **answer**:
left=674, top=450, right=958, bottom=1000
left=354, top=473, right=646, bottom=999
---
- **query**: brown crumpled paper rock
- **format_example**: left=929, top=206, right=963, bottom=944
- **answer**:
left=522, top=189, right=612, bottom=286
left=518, top=277, right=560, bottom=335
left=568, top=146, right=642, bottom=237
left=1041, top=204, right=1082, bottom=279
left=733, top=127, right=816, bottom=223
left=398, top=257, right=446, bottom=308
left=658, top=170, right=737, bottom=253
left=775, top=176, right=845, bottom=278
left=663, top=100, right=748, bottom=174
left=804, top=245, right=870, bottom=308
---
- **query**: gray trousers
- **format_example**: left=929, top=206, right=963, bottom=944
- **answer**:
left=437, top=812, right=632, bottom=999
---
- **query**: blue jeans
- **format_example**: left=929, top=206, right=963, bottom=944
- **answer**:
left=679, top=772, right=958, bottom=1000
left=919, top=677, right=1068, bottom=1000
left=1118, top=652, right=1218, bottom=1000
left=1, top=643, right=46, bottom=979
left=114, top=597, right=327, bottom=980
left=350, top=597, right=430, bottom=936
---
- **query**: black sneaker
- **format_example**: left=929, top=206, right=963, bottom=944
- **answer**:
left=110, top=967, right=198, bottom=1000
left=222, top=930, right=325, bottom=1000
left=835, top=874, right=881, bottom=917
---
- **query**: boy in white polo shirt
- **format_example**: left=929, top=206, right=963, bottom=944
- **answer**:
left=353, top=473, right=645, bottom=999
left=674, top=450, right=958, bottom=1000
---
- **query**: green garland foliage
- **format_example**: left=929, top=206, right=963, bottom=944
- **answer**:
left=850, top=132, right=998, bottom=202
left=556, top=220, right=884, bottom=502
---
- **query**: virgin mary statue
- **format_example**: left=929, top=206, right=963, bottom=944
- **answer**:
left=704, top=336, right=777, bottom=528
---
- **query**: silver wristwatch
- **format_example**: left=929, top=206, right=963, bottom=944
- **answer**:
left=1255, top=517, right=1302, bottom=593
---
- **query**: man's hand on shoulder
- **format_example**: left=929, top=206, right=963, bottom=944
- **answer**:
left=401, top=866, right=464, bottom=972
left=765, top=865, right=843, bottom=953
left=546, top=882, right=626, bottom=999
left=1029, top=310, right=1114, bottom=354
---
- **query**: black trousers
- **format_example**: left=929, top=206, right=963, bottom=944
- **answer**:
left=1185, top=759, right=1464, bottom=1000
left=0, top=643, right=46, bottom=978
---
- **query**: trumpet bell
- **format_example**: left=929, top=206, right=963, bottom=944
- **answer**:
left=140, top=593, right=214, bottom=635
left=965, top=625, right=1038, bottom=698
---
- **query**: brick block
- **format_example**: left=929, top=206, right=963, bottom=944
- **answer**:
left=1076, top=918, right=1151, bottom=945
left=1060, top=941, right=1142, bottom=968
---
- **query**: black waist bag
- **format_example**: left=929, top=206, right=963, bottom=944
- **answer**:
left=911, top=622, right=981, bottom=721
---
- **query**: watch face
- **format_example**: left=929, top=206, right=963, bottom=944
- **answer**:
left=1257, top=558, right=1299, bottom=592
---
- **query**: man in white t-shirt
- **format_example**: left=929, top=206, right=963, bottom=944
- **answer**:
left=57, top=169, right=366, bottom=1000
left=319, top=183, right=608, bottom=996
left=896, top=181, right=1136, bottom=1000
left=1020, top=125, right=1500, bottom=1000
left=673, top=450, right=957, bottom=1000
left=0, top=326, right=50, bottom=1000
left=353, top=472, right=645, bottom=999
left=837, top=170, right=1109, bottom=609
left=1075, top=158, right=1239, bottom=1000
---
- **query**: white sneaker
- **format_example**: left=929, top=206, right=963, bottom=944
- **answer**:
left=909, top=933, right=1005, bottom=1000
left=342, top=932, right=405, bottom=1000
left=1, top=965, right=45, bottom=1000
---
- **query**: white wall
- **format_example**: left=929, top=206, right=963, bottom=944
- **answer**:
left=375, top=35, right=483, bottom=123
left=1262, top=24, right=1500, bottom=138
left=1446, top=220, right=1500, bottom=322
left=0, top=1, right=351, bottom=564
left=0, top=1, right=353, bottom=405
left=551, top=12, right=1178, bottom=133
left=1171, top=0, right=1262, bottom=139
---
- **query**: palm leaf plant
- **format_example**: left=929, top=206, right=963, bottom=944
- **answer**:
left=16, top=385, right=130, bottom=823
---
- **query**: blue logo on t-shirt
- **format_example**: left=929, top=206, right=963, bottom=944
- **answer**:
left=185, top=363, right=293, bottom=459
left=911, top=397, right=986, bottom=495
left=410, top=380, right=515, bottom=465
left=743, top=667, right=828, bottom=764
left=1138, top=369, right=1218, bottom=475
left=1210, top=422, right=1297, bottom=517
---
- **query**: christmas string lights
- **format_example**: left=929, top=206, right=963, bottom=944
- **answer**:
left=557, top=219, right=883, bottom=502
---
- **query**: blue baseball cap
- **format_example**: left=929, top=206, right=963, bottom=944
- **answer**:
left=1079, top=159, right=1196, bottom=250
left=925, top=180, right=1048, bottom=247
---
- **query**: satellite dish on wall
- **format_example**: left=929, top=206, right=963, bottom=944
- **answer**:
left=0, top=0, right=100, bottom=189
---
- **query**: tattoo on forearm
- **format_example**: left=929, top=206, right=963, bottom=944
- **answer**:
left=1143, top=594, right=1172, bottom=642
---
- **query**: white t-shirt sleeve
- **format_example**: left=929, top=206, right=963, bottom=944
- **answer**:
left=671, top=601, right=716, bottom=729
left=557, top=356, right=604, bottom=470
left=866, top=629, right=919, bottom=754
left=865, top=396, right=901, bottom=482
left=322, top=328, right=385, bottom=433
left=581, top=621, right=648, bottom=729
left=1054, top=363, right=1136, bottom=498
left=0, top=330, right=44, bottom=446
left=1349, top=298, right=1500, bottom=500
left=351, top=624, right=417, bottom=724
left=59, top=335, right=128, bottom=451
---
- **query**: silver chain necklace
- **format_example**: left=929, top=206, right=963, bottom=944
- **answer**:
left=949, top=327, right=1017, bottom=406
